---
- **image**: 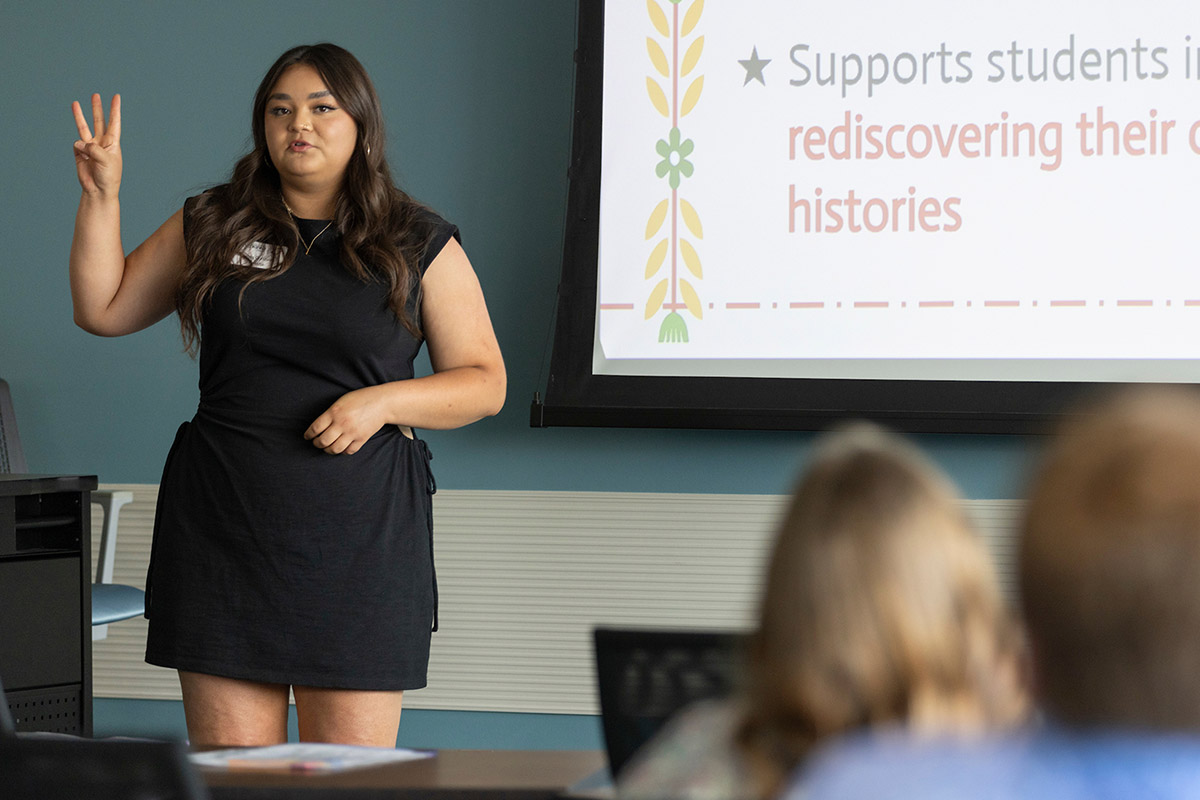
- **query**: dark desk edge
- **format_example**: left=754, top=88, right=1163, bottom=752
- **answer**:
left=0, top=474, right=99, bottom=496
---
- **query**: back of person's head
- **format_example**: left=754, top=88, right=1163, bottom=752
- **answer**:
left=737, top=424, right=1028, bottom=796
left=1021, top=386, right=1200, bottom=730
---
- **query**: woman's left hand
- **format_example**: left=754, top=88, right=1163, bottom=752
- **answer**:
left=305, top=386, right=388, bottom=455
left=304, top=236, right=505, bottom=453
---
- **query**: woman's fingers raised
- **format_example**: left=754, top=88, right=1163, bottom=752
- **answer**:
left=91, top=93, right=105, bottom=140
left=106, top=95, right=121, bottom=143
left=71, top=93, right=123, bottom=195
left=72, top=100, right=94, bottom=141
left=73, top=94, right=120, bottom=143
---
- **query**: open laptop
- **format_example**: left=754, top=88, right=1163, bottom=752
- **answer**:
left=593, top=627, right=746, bottom=781
left=0, top=673, right=209, bottom=800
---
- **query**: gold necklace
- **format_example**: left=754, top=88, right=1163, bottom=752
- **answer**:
left=296, top=221, right=333, bottom=255
left=281, top=197, right=334, bottom=255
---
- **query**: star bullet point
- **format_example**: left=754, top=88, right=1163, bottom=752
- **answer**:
left=739, top=46, right=771, bottom=86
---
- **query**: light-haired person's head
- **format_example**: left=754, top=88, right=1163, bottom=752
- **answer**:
left=738, top=424, right=1028, bottom=796
left=1021, top=386, right=1200, bottom=730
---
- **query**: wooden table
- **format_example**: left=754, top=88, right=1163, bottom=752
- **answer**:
left=202, top=748, right=609, bottom=799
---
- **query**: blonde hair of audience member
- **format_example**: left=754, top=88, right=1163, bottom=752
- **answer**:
left=1020, top=387, right=1200, bottom=730
left=736, top=425, right=1029, bottom=798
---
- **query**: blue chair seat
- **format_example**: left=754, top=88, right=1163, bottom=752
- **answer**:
left=91, top=583, right=145, bottom=626
left=2, top=381, right=144, bottom=638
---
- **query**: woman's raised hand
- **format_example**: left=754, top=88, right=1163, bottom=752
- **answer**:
left=72, top=93, right=122, bottom=195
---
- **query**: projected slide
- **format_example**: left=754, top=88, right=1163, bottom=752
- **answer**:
left=596, top=1, right=1200, bottom=382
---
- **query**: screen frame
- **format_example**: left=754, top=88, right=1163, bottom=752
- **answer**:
left=533, top=0, right=1125, bottom=435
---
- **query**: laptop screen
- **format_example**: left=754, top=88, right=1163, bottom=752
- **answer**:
left=593, top=627, right=746, bottom=779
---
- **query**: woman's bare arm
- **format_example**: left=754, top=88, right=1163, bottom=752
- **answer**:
left=69, top=94, right=185, bottom=336
left=304, top=237, right=507, bottom=454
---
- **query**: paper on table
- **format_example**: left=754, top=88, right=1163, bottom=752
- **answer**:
left=189, top=742, right=435, bottom=772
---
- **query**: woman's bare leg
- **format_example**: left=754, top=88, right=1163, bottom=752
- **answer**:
left=293, top=686, right=403, bottom=746
left=178, top=671, right=290, bottom=747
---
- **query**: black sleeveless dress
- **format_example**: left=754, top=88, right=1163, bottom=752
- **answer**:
left=144, top=198, right=455, bottom=690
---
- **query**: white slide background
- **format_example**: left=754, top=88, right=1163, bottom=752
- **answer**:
left=596, top=1, right=1200, bottom=382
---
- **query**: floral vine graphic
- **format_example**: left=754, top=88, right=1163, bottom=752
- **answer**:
left=644, top=0, right=705, bottom=343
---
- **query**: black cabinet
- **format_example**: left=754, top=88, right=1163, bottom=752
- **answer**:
left=0, top=474, right=97, bottom=736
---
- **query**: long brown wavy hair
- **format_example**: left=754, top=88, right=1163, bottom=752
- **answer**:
left=177, top=43, right=432, bottom=354
left=735, top=425, right=1029, bottom=798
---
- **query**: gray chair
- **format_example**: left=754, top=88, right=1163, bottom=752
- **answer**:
left=0, top=674, right=16, bottom=740
left=0, top=379, right=144, bottom=639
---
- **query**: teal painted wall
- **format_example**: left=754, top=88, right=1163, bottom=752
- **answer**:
left=3, top=0, right=1041, bottom=746
left=0, top=0, right=1042, bottom=497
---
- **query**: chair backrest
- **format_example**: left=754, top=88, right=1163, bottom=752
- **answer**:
left=593, top=626, right=746, bottom=780
left=0, top=379, right=28, bottom=474
left=0, top=736, right=210, bottom=800
left=0, top=674, right=17, bottom=740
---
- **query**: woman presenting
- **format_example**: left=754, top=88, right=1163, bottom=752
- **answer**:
left=69, top=43, right=506, bottom=747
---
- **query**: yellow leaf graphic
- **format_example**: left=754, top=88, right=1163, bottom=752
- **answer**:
left=647, top=38, right=669, bottom=77
left=680, top=278, right=703, bottom=319
left=681, top=36, right=704, bottom=76
left=681, top=0, right=704, bottom=36
left=645, top=238, right=669, bottom=279
left=646, top=77, right=669, bottom=117
left=680, top=76, right=704, bottom=116
left=647, top=0, right=669, bottom=37
left=645, top=199, right=670, bottom=239
left=679, top=199, right=704, bottom=239
left=645, top=279, right=669, bottom=320
left=680, top=239, right=703, bottom=278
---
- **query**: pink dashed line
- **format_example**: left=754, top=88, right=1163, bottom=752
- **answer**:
left=605, top=298, right=1194, bottom=313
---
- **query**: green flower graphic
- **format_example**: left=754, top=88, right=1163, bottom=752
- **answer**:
left=655, top=127, right=694, bottom=189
